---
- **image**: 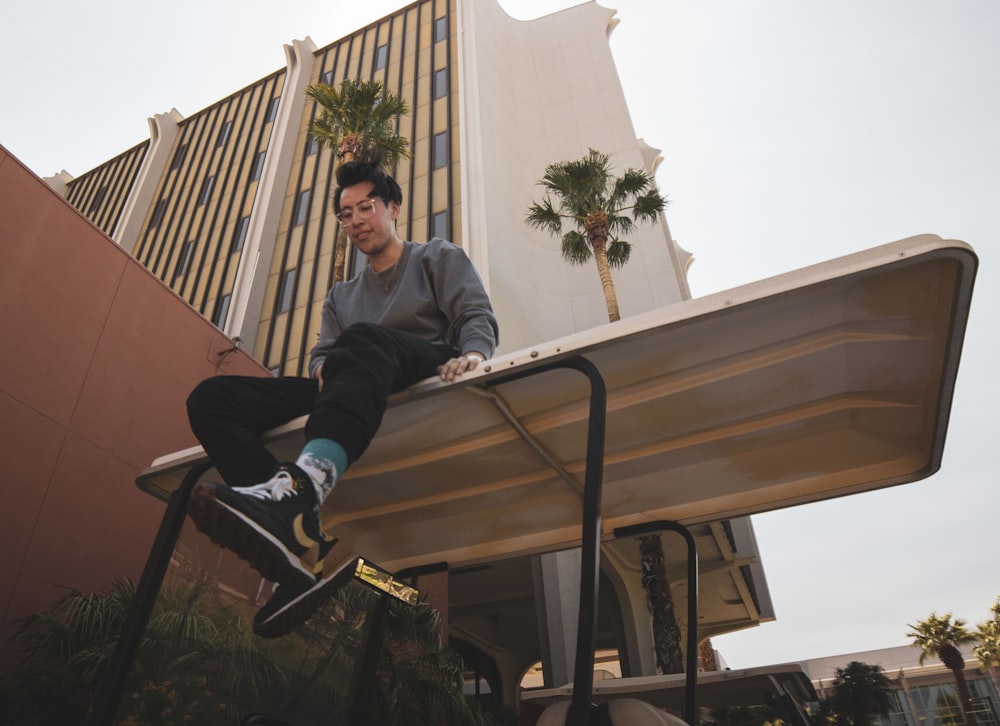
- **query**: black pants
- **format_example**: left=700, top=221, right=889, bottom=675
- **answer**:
left=186, top=323, right=457, bottom=486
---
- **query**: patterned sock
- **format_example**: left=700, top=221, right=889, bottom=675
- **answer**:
left=296, top=438, right=349, bottom=516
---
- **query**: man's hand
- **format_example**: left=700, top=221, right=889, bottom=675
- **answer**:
left=438, top=352, right=485, bottom=382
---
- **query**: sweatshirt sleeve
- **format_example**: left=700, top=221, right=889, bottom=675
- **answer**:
left=425, top=238, right=499, bottom=358
left=308, top=287, right=343, bottom=378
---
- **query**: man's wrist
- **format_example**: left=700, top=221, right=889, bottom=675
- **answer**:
left=462, top=351, right=486, bottom=363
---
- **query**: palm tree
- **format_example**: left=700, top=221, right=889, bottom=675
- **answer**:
left=526, top=149, right=680, bottom=674
left=4, top=576, right=491, bottom=725
left=305, top=78, right=411, bottom=282
left=4, top=577, right=288, bottom=724
left=974, top=597, right=1000, bottom=688
left=706, top=704, right=773, bottom=726
left=307, top=584, right=495, bottom=726
left=907, top=611, right=978, bottom=726
left=638, top=531, right=685, bottom=674
left=526, top=148, right=665, bottom=323
left=4, top=578, right=139, bottom=724
left=827, top=661, right=892, bottom=726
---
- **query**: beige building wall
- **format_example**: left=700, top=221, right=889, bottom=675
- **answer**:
left=458, top=0, right=692, bottom=351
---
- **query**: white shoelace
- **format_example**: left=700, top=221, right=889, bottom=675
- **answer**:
left=238, top=470, right=298, bottom=501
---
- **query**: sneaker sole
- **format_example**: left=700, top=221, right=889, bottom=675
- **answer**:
left=254, top=544, right=360, bottom=638
left=188, top=481, right=317, bottom=588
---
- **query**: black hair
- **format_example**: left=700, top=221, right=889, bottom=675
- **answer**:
left=332, top=162, right=403, bottom=214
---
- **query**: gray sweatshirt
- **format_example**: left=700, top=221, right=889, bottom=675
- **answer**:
left=309, top=238, right=499, bottom=377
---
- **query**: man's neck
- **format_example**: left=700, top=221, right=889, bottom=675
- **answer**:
left=369, top=237, right=405, bottom=273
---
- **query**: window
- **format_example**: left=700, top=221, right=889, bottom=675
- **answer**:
left=306, top=136, right=319, bottom=156
left=375, top=44, right=389, bottom=70
left=88, top=186, right=107, bottom=215
left=150, top=199, right=168, bottom=228
left=432, top=211, right=448, bottom=240
left=278, top=268, right=296, bottom=313
left=170, top=143, right=188, bottom=170
left=217, top=120, right=233, bottom=147
left=198, top=176, right=216, bottom=206
left=433, top=132, right=448, bottom=169
left=434, top=16, right=447, bottom=42
left=215, top=294, right=231, bottom=328
left=322, top=70, right=335, bottom=85
left=293, top=189, right=311, bottom=227
left=232, top=215, right=250, bottom=253
left=434, top=68, right=448, bottom=99
left=176, top=241, right=195, bottom=276
left=251, top=150, right=266, bottom=181
left=265, top=97, right=280, bottom=122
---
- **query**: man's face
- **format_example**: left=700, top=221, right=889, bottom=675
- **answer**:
left=338, top=181, right=400, bottom=257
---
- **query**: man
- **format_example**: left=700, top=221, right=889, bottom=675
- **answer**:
left=186, top=161, right=498, bottom=637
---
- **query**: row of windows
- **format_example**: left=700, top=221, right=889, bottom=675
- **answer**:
left=156, top=163, right=266, bottom=239
left=168, top=103, right=276, bottom=175
left=153, top=152, right=264, bottom=229
left=169, top=117, right=238, bottom=166
left=317, top=13, right=447, bottom=85
left=258, top=3, right=455, bottom=373
left=169, top=210, right=252, bottom=284
left=287, top=124, right=447, bottom=233
left=65, top=141, right=148, bottom=235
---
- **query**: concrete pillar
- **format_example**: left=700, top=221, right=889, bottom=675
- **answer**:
left=112, top=109, right=184, bottom=253
left=225, top=36, right=318, bottom=348
left=532, top=549, right=582, bottom=688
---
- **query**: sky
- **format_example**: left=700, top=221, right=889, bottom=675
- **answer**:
left=3, top=1, right=998, bottom=670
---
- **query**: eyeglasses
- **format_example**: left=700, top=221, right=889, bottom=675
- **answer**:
left=336, top=198, right=379, bottom=224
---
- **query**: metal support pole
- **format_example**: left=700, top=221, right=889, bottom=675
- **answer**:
left=349, top=592, right=392, bottom=725
left=563, top=358, right=607, bottom=726
left=614, top=521, right=700, bottom=726
left=348, top=562, right=449, bottom=724
left=492, top=356, right=607, bottom=726
left=98, top=354, right=608, bottom=725
left=91, top=462, right=213, bottom=725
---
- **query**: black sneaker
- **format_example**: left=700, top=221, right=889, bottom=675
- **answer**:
left=188, top=465, right=325, bottom=588
left=253, top=538, right=360, bottom=638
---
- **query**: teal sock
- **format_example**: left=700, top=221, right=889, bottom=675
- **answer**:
left=296, top=439, right=349, bottom=511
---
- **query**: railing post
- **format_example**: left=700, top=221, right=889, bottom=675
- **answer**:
left=91, top=462, right=213, bottom=724
left=614, top=520, right=699, bottom=726
left=492, top=356, right=607, bottom=726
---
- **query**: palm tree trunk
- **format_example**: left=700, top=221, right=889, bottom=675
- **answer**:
left=941, top=645, right=974, bottom=726
left=332, top=151, right=355, bottom=283
left=639, top=534, right=684, bottom=674
left=950, top=665, right=975, bottom=726
left=333, top=226, right=350, bottom=283
left=590, top=239, right=620, bottom=323
left=584, top=209, right=681, bottom=674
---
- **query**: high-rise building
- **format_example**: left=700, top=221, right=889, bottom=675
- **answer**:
left=42, top=0, right=771, bottom=716
left=51, top=0, right=693, bottom=373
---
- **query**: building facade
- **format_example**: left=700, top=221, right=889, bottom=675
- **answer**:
left=41, top=0, right=772, bottom=716
left=53, top=0, right=694, bottom=372
left=807, top=645, right=1000, bottom=726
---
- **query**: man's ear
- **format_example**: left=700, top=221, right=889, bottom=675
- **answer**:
left=388, top=200, right=401, bottom=220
